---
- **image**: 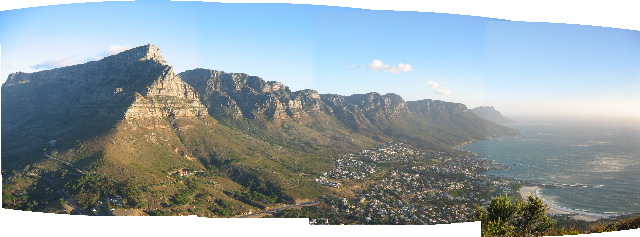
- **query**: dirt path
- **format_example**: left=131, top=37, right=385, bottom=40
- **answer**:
left=235, top=201, right=319, bottom=218
left=44, top=153, right=87, bottom=174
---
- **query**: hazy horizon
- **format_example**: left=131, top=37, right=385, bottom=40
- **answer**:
left=1, top=1, right=639, bottom=121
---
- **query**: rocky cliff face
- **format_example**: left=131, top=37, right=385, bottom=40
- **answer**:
left=408, top=99, right=471, bottom=119
left=343, top=92, right=412, bottom=123
left=319, top=94, right=375, bottom=133
left=124, top=66, right=206, bottom=120
left=319, top=92, right=412, bottom=136
left=2, top=44, right=206, bottom=121
left=179, top=68, right=324, bottom=120
left=178, top=66, right=517, bottom=149
left=1, top=44, right=207, bottom=157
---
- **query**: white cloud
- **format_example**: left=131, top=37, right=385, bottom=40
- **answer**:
left=367, top=59, right=412, bottom=73
left=105, top=44, right=132, bottom=56
left=31, top=58, right=75, bottom=70
left=30, top=44, right=132, bottom=71
left=428, top=80, right=439, bottom=89
left=434, top=88, right=451, bottom=96
left=428, top=80, right=451, bottom=96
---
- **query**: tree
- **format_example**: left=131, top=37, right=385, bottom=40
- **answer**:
left=171, top=192, right=191, bottom=206
left=513, top=196, right=554, bottom=236
left=476, top=195, right=554, bottom=237
left=476, top=195, right=518, bottom=236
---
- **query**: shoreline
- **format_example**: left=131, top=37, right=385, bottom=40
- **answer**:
left=460, top=138, right=624, bottom=223
left=518, top=185, right=614, bottom=222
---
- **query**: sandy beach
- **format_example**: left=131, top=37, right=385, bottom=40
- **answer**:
left=518, top=186, right=603, bottom=222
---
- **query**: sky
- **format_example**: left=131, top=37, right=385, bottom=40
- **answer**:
left=1, top=0, right=639, bottom=121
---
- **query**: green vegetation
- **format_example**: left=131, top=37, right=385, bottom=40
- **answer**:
left=208, top=198, right=234, bottom=217
left=270, top=206, right=319, bottom=218
left=65, top=173, right=145, bottom=209
left=619, top=215, right=640, bottom=230
left=171, top=192, right=192, bottom=206
left=475, top=195, right=554, bottom=237
left=475, top=196, right=640, bottom=236
left=2, top=173, right=66, bottom=212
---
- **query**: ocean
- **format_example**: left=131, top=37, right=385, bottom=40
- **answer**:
left=461, top=121, right=640, bottom=215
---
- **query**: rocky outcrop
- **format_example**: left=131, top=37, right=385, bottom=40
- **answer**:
left=179, top=65, right=517, bottom=147
left=2, top=44, right=206, bottom=122
left=124, top=67, right=206, bottom=120
left=1, top=44, right=207, bottom=156
left=319, top=92, right=413, bottom=134
left=320, top=94, right=376, bottom=133
left=179, top=68, right=325, bottom=120
left=344, top=92, right=412, bottom=121
left=408, top=99, right=470, bottom=119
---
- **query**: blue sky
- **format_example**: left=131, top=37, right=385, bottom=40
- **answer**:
left=1, top=1, right=639, bottom=120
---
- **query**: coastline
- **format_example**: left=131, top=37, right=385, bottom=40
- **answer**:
left=518, top=185, right=612, bottom=222
left=460, top=135, right=624, bottom=223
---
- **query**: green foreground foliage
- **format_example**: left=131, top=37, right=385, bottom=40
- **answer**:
left=475, top=195, right=554, bottom=237
left=476, top=195, right=640, bottom=236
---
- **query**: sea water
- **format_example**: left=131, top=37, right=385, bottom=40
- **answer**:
left=461, top=121, right=640, bottom=215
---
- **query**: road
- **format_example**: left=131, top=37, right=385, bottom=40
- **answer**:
left=235, top=201, right=319, bottom=218
left=44, top=153, right=88, bottom=174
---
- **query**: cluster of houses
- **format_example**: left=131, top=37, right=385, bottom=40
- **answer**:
left=314, top=178, right=342, bottom=188
left=315, top=155, right=377, bottom=186
left=311, top=142, right=517, bottom=224
left=361, top=143, right=427, bottom=163
left=89, top=195, right=125, bottom=215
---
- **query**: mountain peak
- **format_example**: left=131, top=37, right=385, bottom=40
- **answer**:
left=108, top=43, right=167, bottom=65
left=471, top=106, right=513, bottom=124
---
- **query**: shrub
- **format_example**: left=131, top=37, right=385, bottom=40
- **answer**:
left=476, top=195, right=554, bottom=237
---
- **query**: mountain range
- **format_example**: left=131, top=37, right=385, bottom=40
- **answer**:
left=1, top=44, right=517, bottom=215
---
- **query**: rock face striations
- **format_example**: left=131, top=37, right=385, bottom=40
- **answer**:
left=179, top=68, right=370, bottom=152
left=2, top=44, right=206, bottom=122
left=179, top=67, right=517, bottom=151
left=1, top=44, right=207, bottom=158
left=179, top=68, right=325, bottom=120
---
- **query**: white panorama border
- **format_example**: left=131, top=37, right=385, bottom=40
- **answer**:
left=0, top=1, right=638, bottom=237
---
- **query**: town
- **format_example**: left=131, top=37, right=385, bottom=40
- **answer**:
left=307, top=142, right=518, bottom=224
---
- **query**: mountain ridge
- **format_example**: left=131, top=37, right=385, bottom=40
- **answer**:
left=2, top=44, right=518, bottom=216
left=470, top=106, right=513, bottom=124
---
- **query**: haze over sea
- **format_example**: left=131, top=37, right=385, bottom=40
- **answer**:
left=462, top=120, right=640, bottom=215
